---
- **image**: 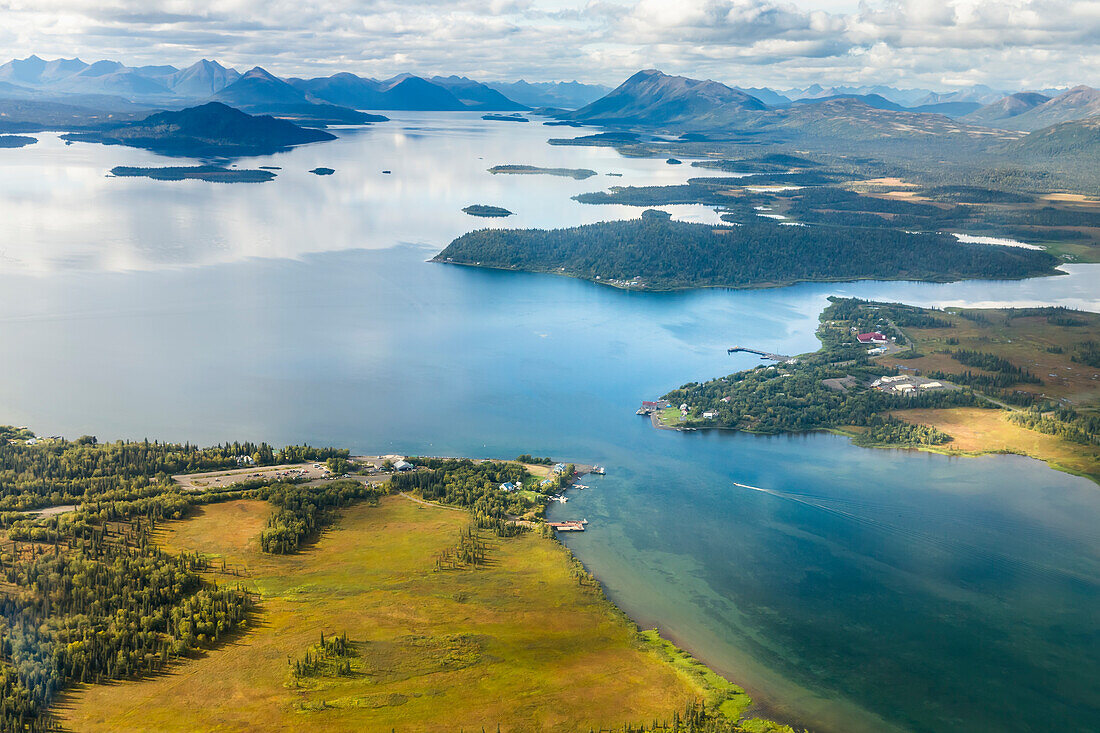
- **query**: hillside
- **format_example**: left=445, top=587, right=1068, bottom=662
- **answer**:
left=1002, top=115, right=1100, bottom=157
left=994, top=86, right=1100, bottom=131
left=291, top=72, right=470, bottom=110
left=61, top=102, right=338, bottom=157
left=169, top=59, right=240, bottom=97
left=434, top=217, right=1059, bottom=290
left=486, top=79, right=609, bottom=109
left=761, top=98, right=1017, bottom=144
left=212, top=66, right=377, bottom=123
left=964, top=92, right=1050, bottom=126
left=563, top=69, right=766, bottom=125
left=430, top=76, right=526, bottom=110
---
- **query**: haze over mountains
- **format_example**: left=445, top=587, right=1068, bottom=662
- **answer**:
left=1, top=54, right=1098, bottom=160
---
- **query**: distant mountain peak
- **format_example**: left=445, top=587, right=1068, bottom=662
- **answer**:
left=566, top=68, right=766, bottom=125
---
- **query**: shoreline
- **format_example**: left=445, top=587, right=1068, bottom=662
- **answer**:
left=649, top=410, right=1100, bottom=486
left=431, top=257, right=1063, bottom=293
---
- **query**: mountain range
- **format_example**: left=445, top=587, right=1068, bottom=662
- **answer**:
left=555, top=69, right=1100, bottom=155
left=964, top=86, right=1100, bottom=131
left=2, top=54, right=1098, bottom=158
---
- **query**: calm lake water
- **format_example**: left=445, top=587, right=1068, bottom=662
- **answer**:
left=1, top=113, right=1098, bottom=732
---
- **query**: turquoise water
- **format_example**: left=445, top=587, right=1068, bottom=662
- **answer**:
left=0, top=114, right=1098, bottom=731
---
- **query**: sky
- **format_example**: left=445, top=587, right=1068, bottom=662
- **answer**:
left=0, top=0, right=1097, bottom=90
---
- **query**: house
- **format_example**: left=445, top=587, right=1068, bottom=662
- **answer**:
left=393, top=460, right=414, bottom=471
left=641, top=400, right=670, bottom=411
left=235, top=454, right=255, bottom=466
left=856, top=332, right=889, bottom=344
left=702, top=410, right=718, bottom=419
left=499, top=482, right=517, bottom=492
left=552, top=463, right=568, bottom=474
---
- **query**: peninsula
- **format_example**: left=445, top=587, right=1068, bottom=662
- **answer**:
left=434, top=217, right=1060, bottom=290
left=0, top=134, right=36, bottom=148
left=654, top=298, right=1100, bottom=484
left=0, top=429, right=792, bottom=733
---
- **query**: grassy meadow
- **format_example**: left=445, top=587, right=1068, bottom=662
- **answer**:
left=891, top=406, right=1100, bottom=482
left=55, top=495, right=755, bottom=732
left=878, top=306, right=1100, bottom=483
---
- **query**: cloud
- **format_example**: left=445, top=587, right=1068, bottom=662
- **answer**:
left=0, top=0, right=1097, bottom=89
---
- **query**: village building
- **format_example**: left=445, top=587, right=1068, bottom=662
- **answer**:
left=853, top=330, right=888, bottom=343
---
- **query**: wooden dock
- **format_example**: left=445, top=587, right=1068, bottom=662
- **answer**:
left=727, top=346, right=792, bottom=361
left=548, top=520, right=587, bottom=532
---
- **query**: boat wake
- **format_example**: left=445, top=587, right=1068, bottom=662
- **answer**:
left=730, top=480, right=1099, bottom=587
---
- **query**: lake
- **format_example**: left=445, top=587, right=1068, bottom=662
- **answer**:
left=1, top=112, right=1098, bottom=732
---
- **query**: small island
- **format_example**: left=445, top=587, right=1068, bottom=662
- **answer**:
left=488, top=164, right=597, bottom=180
left=462, top=204, right=514, bottom=218
left=434, top=217, right=1060, bottom=290
left=0, top=135, right=37, bottom=148
left=309, top=167, right=335, bottom=175
left=666, top=157, right=682, bottom=165
left=482, top=113, right=529, bottom=122
left=110, top=165, right=276, bottom=182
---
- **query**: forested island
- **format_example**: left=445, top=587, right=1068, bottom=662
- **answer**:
left=658, top=298, right=1099, bottom=482
left=435, top=217, right=1060, bottom=290
left=110, top=165, right=276, bottom=182
left=63, top=102, right=336, bottom=158
left=462, top=204, right=513, bottom=217
left=488, top=164, right=597, bottom=179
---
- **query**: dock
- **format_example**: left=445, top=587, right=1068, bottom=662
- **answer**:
left=548, top=519, right=588, bottom=532
left=727, top=346, right=792, bottom=362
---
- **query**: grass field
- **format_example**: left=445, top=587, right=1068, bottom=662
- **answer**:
left=873, top=307, right=1100, bottom=484
left=880, top=308, right=1100, bottom=407
left=891, top=407, right=1100, bottom=483
left=55, top=496, right=746, bottom=732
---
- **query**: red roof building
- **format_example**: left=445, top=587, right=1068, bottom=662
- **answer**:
left=857, top=332, right=888, bottom=344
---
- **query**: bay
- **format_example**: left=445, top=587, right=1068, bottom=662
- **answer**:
left=0, top=113, right=1097, bottom=732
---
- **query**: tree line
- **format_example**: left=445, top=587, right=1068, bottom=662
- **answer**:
left=437, top=216, right=1058, bottom=291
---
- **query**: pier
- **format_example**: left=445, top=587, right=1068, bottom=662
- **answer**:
left=548, top=520, right=588, bottom=532
left=727, top=346, right=792, bottom=362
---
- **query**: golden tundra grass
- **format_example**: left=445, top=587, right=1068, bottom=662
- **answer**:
left=56, top=496, right=713, bottom=732
left=891, top=406, right=1100, bottom=482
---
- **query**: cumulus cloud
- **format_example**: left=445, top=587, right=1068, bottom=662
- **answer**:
left=0, top=0, right=1097, bottom=89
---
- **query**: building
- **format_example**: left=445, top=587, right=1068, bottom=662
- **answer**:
left=702, top=410, right=718, bottom=419
left=641, top=400, right=670, bottom=411
left=393, top=460, right=414, bottom=471
left=499, top=482, right=517, bottom=492
left=553, top=463, right=568, bottom=474
left=857, top=332, right=889, bottom=344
